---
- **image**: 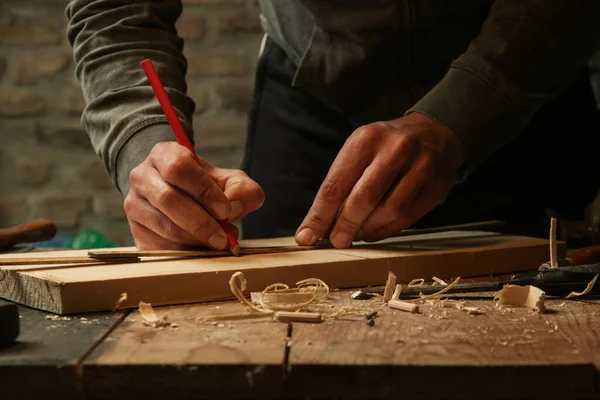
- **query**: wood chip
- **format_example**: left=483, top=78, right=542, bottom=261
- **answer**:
left=388, top=300, right=419, bottom=313
left=382, top=272, right=397, bottom=302
left=416, top=277, right=461, bottom=301
left=432, top=276, right=448, bottom=286
left=391, top=284, right=402, bottom=301
left=274, top=311, right=323, bottom=323
left=45, top=315, right=70, bottom=321
left=494, top=285, right=546, bottom=313
left=112, top=292, right=127, bottom=311
left=550, top=217, right=558, bottom=269
left=461, top=306, right=484, bottom=315
left=139, top=301, right=172, bottom=328
left=565, top=274, right=599, bottom=299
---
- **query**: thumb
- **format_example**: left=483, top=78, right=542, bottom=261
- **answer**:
left=218, top=169, right=265, bottom=222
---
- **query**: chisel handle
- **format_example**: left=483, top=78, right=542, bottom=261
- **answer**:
left=0, top=219, right=57, bottom=250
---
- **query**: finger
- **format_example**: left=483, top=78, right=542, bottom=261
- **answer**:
left=150, top=142, right=231, bottom=220
left=360, top=151, right=433, bottom=235
left=132, top=165, right=229, bottom=250
left=124, top=194, right=205, bottom=246
left=129, top=221, right=186, bottom=250
left=328, top=160, right=401, bottom=249
left=359, top=177, right=450, bottom=242
left=295, top=139, right=372, bottom=246
left=217, top=169, right=265, bottom=222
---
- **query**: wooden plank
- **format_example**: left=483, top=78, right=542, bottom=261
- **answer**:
left=81, top=300, right=288, bottom=399
left=0, top=232, right=562, bottom=314
left=287, top=292, right=600, bottom=399
left=0, top=305, right=125, bottom=400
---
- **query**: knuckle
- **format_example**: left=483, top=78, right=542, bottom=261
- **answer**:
left=123, top=196, right=136, bottom=216
left=129, top=165, right=144, bottom=187
left=319, top=178, right=340, bottom=201
left=352, top=124, right=381, bottom=141
left=195, top=180, right=214, bottom=201
left=305, top=211, right=329, bottom=230
left=155, top=185, right=177, bottom=207
left=160, top=218, right=180, bottom=239
left=162, top=157, right=188, bottom=182
left=190, top=219, right=211, bottom=238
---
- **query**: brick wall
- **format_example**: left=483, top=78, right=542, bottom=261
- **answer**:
left=0, top=0, right=263, bottom=245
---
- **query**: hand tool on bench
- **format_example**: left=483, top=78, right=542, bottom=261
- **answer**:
left=361, top=263, right=600, bottom=298
left=0, top=299, right=19, bottom=348
left=539, top=244, right=600, bottom=269
left=0, top=219, right=56, bottom=252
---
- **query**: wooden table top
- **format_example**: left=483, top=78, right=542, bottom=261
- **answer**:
left=1, top=286, right=599, bottom=400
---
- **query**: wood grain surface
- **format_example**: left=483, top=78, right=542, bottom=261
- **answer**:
left=0, top=305, right=125, bottom=400
left=81, top=300, right=288, bottom=399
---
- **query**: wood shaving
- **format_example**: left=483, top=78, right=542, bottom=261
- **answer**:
left=565, top=274, right=598, bottom=299
left=432, top=276, right=448, bottom=286
left=112, top=292, right=127, bottom=311
left=550, top=217, right=558, bottom=269
left=229, top=272, right=272, bottom=314
left=382, top=272, right=397, bottom=302
left=408, top=278, right=425, bottom=287
left=494, top=285, right=546, bottom=313
left=391, top=284, right=402, bottom=301
left=45, top=315, right=70, bottom=321
left=139, top=301, right=173, bottom=328
left=415, top=277, right=461, bottom=301
left=461, top=306, right=484, bottom=315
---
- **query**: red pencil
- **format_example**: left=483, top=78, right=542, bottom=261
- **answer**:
left=141, top=59, right=240, bottom=256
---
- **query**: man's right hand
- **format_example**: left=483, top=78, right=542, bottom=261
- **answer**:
left=123, top=142, right=264, bottom=250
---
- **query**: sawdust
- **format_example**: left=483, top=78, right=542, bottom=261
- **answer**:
left=139, top=301, right=173, bottom=328
left=494, top=285, right=546, bottom=313
left=45, top=315, right=70, bottom=321
left=565, top=274, right=599, bottom=299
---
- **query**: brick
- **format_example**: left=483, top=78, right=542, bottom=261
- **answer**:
left=81, top=161, right=114, bottom=190
left=36, top=194, right=91, bottom=227
left=0, top=58, right=6, bottom=81
left=218, top=10, right=262, bottom=33
left=93, top=194, right=126, bottom=221
left=176, top=12, right=205, bottom=40
left=187, top=82, right=210, bottom=114
left=0, top=89, right=47, bottom=117
left=13, top=155, right=53, bottom=185
left=58, top=83, right=86, bottom=114
left=187, top=53, right=247, bottom=77
left=215, top=83, right=253, bottom=114
left=0, top=196, right=30, bottom=228
left=37, top=119, right=94, bottom=151
left=0, top=15, right=62, bottom=45
left=17, top=50, right=70, bottom=84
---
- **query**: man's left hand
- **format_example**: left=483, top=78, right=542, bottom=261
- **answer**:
left=295, top=112, right=465, bottom=248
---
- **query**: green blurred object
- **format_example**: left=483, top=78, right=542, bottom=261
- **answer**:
left=67, top=229, right=118, bottom=249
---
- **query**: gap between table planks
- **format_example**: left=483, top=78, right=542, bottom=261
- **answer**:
left=0, top=231, right=566, bottom=315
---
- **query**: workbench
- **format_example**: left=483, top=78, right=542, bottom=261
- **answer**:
left=1, top=285, right=599, bottom=400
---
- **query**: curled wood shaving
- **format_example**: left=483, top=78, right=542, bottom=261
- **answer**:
left=229, top=272, right=271, bottom=314
left=550, top=217, right=558, bottom=269
left=415, top=277, right=461, bottom=301
left=408, top=278, right=425, bottom=287
left=565, top=274, right=599, bottom=299
left=139, top=301, right=172, bottom=327
left=256, top=277, right=329, bottom=311
left=382, top=272, right=397, bottom=302
left=432, top=276, right=448, bottom=286
left=494, top=285, right=546, bottom=313
left=391, top=284, right=402, bottom=301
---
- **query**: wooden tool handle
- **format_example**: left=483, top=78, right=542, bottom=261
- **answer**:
left=566, top=245, right=600, bottom=265
left=0, top=219, right=57, bottom=250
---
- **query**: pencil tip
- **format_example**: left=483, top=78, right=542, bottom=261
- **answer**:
left=231, top=245, right=241, bottom=257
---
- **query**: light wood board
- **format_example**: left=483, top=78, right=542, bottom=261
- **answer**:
left=0, top=231, right=564, bottom=314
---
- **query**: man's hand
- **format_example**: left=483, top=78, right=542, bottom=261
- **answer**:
left=124, top=142, right=264, bottom=250
left=295, top=112, right=465, bottom=248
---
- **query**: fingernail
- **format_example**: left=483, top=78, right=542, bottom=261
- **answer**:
left=213, top=201, right=230, bottom=220
left=296, top=228, right=316, bottom=245
left=331, top=231, right=352, bottom=248
left=208, top=232, right=228, bottom=250
left=228, top=200, right=244, bottom=221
